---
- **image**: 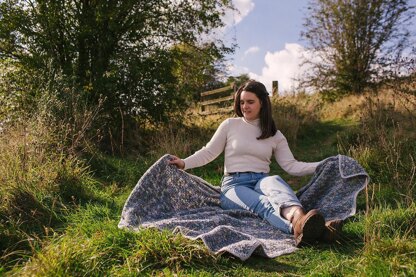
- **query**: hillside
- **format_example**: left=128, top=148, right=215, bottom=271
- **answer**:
left=0, top=89, right=415, bottom=276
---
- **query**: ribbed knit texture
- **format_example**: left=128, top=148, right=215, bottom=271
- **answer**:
left=184, top=118, right=321, bottom=176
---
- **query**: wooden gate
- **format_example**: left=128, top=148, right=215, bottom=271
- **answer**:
left=199, top=83, right=237, bottom=115
left=199, top=81, right=278, bottom=115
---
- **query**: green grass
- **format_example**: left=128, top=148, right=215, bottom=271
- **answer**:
left=1, top=91, right=415, bottom=276
left=5, top=148, right=412, bottom=276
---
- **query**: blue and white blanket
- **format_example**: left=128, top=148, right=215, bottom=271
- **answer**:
left=119, top=154, right=368, bottom=260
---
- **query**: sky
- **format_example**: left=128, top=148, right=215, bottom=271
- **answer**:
left=222, top=0, right=416, bottom=93
left=222, top=0, right=312, bottom=93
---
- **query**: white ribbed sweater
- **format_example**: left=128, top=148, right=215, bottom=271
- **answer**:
left=183, top=117, right=321, bottom=176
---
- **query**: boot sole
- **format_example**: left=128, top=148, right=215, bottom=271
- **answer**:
left=295, top=210, right=325, bottom=247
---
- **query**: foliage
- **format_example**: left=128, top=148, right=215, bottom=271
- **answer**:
left=339, top=94, right=416, bottom=206
left=1, top=27, right=416, bottom=275
left=172, top=43, right=229, bottom=102
left=301, top=0, right=414, bottom=97
left=0, top=59, right=45, bottom=124
left=336, top=58, right=416, bottom=206
left=0, top=0, right=234, bottom=130
left=225, top=73, right=250, bottom=88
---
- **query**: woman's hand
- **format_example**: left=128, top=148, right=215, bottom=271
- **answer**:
left=168, top=155, right=185, bottom=170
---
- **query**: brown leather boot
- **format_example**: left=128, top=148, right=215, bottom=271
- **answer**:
left=319, top=220, right=344, bottom=243
left=292, top=208, right=325, bottom=246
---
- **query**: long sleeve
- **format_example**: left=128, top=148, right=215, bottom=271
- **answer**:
left=183, top=118, right=322, bottom=175
left=183, top=119, right=229, bottom=170
left=274, top=131, right=321, bottom=176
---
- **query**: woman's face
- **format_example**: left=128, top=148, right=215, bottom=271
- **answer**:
left=240, top=90, right=261, bottom=121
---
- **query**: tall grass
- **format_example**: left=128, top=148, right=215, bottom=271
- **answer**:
left=0, top=123, right=94, bottom=268
left=338, top=90, right=416, bottom=206
left=0, top=90, right=104, bottom=269
left=271, top=93, right=321, bottom=145
left=273, top=87, right=416, bottom=276
left=146, top=117, right=221, bottom=159
left=332, top=82, right=416, bottom=275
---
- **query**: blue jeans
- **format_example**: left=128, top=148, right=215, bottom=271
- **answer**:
left=220, top=172, right=302, bottom=234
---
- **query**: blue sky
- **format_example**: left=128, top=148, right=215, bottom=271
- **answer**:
left=223, top=0, right=416, bottom=93
left=221, top=0, right=312, bottom=92
left=229, top=1, right=306, bottom=73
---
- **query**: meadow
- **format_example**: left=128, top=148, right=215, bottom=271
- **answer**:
left=0, top=86, right=415, bottom=276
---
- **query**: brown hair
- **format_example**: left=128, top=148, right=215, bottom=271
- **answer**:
left=234, top=80, right=277, bottom=139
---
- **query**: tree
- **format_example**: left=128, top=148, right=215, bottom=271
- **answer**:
left=301, top=0, right=414, bottom=98
left=171, top=43, right=228, bottom=103
left=225, top=74, right=250, bottom=88
left=0, top=0, right=233, bottom=126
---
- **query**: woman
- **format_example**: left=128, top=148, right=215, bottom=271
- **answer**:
left=169, top=80, right=326, bottom=246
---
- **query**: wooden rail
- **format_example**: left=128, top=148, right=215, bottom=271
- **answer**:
left=199, top=83, right=236, bottom=115
left=199, top=80, right=279, bottom=115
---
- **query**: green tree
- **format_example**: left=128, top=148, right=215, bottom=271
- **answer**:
left=301, top=0, right=414, bottom=98
left=226, top=73, right=250, bottom=88
left=171, top=43, right=228, bottom=103
left=0, top=0, right=233, bottom=126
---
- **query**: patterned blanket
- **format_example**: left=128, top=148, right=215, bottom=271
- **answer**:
left=118, top=154, right=368, bottom=260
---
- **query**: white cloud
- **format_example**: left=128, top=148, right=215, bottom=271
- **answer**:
left=206, top=0, right=254, bottom=43
left=226, top=63, right=250, bottom=77
left=223, top=0, right=255, bottom=27
left=249, top=43, right=319, bottom=94
left=243, top=46, right=260, bottom=57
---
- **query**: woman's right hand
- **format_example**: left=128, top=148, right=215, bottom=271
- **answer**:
left=168, top=155, right=185, bottom=170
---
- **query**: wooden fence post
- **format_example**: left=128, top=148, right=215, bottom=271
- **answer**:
left=199, top=83, right=236, bottom=115
left=272, top=80, right=278, bottom=96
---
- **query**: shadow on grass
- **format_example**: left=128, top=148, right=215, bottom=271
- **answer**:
left=0, top=155, right=127, bottom=271
left=227, top=224, right=364, bottom=275
left=237, top=255, right=299, bottom=274
left=83, top=151, right=151, bottom=189
left=296, top=119, right=356, bottom=159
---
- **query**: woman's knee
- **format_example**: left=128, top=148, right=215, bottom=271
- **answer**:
left=220, top=193, right=244, bottom=210
left=220, top=186, right=269, bottom=212
left=255, top=175, right=293, bottom=193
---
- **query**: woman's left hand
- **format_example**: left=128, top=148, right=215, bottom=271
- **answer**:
left=168, top=155, right=185, bottom=169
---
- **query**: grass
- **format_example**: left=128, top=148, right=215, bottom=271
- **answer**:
left=1, top=88, right=415, bottom=276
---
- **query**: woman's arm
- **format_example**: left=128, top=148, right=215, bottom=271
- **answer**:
left=170, top=119, right=229, bottom=170
left=274, top=131, right=321, bottom=176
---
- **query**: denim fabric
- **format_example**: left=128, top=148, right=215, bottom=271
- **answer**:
left=220, top=173, right=302, bottom=234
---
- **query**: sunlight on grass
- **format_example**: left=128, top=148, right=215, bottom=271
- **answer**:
left=2, top=88, right=415, bottom=276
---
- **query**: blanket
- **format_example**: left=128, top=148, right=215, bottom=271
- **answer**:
left=118, top=154, right=368, bottom=261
